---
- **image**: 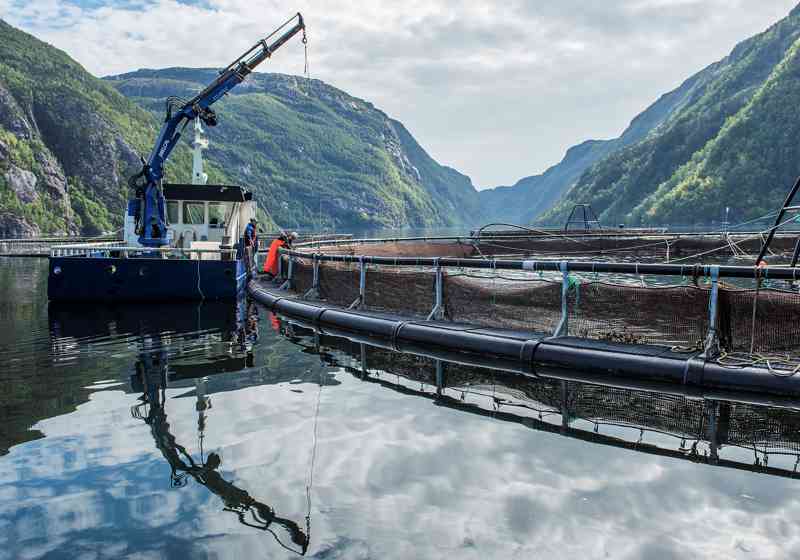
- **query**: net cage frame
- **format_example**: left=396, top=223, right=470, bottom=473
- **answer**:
left=271, top=238, right=800, bottom=361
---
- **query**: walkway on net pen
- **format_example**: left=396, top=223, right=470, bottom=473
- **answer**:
left=248, top=235, right=800, bottom=398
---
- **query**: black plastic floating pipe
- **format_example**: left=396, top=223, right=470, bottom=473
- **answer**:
left=248, top=281, right=800, bottom=398
left=282, top=250, right=800, bottom=280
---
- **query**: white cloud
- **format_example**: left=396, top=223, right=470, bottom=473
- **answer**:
left=1, top=0, right=798, bottom=187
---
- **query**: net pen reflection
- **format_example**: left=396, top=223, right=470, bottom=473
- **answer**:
left=278, top=316, right=800, bottom=480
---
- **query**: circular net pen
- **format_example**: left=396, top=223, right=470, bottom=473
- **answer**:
left=266, top=236, right=800, bottom=367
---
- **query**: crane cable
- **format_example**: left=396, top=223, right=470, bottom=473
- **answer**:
left=304, top=357, right=323, bottom=551
left=303, top=28, right=310, bottom=88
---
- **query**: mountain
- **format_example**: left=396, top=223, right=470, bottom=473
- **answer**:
left=540, top=4, right=800, bottom=227
left=478, top=139, right=615, bottom=226
left=477, top=46, right=735, bottom=226
left=0, top=20, right=223, bottom=237
left=105, top=68, right=482, bottom=231
left=0, top=21, right=482, bottom=237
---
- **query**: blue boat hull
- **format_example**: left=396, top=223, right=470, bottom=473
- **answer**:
left=48, top=256, right=247, bottom=302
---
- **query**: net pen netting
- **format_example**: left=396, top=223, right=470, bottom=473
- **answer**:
left=278, top=256, right=800, bottom=357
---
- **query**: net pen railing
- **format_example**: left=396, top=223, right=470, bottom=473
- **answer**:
left=51, top=243, right=239, bottom=260
left=274, top=250, right=800, bottom=361
left=291, top=230, right=800, bottom=262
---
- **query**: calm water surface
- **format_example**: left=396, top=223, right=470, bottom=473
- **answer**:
left=2, top=258, right=800, bottom=559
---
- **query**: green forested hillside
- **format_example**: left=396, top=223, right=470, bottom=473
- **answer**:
left=0, top=20, right=218, bottom=236
left=107, top=68, right=482, bottom=231
left=0, top=21, right=482, bottom=237
left=542, top=5, right=800, bottom=226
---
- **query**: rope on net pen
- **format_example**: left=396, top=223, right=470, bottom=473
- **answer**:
left=715, top=351, right=800, bottom=378
left=475, top=223, right=593, bottom=247
left=669, top=214, right=800, bottom=264
left=728, top=209, right=781, bottom=231
left=475, top=237, right=675, bottom=257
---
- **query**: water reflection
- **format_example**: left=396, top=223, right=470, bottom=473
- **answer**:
left=48, top=299, right=256, bottom=368
left=280, top=319, right=800, bottom=480
left=130, top=355, right=310, bottom=554
left=4, top=260, right=800, bottom=557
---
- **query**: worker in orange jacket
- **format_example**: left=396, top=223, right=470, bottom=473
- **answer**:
left=263, top=231, right=298, bottom=279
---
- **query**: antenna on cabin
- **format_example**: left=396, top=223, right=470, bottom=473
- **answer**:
left=192, top=118, right=209, bottom=186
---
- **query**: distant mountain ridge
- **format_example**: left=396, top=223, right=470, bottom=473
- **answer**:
left=478, top=45, right=742, bottom=225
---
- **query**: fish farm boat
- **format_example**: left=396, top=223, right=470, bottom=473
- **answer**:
left=48, top=181, right=255, bottom=302
left=47, top=14, right=307, bottom=303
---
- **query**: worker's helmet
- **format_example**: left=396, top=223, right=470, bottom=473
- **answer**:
left=289, top=231, right=299, bottom=240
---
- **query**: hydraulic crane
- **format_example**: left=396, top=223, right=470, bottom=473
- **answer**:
left=129, top=13, right=307, bottom=247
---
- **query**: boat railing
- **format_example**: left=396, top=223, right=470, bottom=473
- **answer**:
left=50, top=243, right=238, bottom=260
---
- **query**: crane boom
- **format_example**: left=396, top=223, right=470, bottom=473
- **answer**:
left=131, top=13, right=306, bottom=247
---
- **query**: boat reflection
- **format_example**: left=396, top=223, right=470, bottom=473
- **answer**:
left=277, top=316, right=800, bottom=480
left=130, top=353, right=310, bottom=555
left=47, top=298, right=314, bottom=554
left=48, top=298, right=257, bottom=370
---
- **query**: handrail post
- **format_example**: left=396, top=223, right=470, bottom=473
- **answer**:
left=704, top=400, right=721, bottom=463
left=427, top=258, right=445, bottom=321
left=703, top=265, right=721, bottom=358
left=561, top=380, right=571, bottom=429
left=349, top=256, right=366, bottom=309
left=304, top=254, right=321, bottom=299
left=554, top=261, right=570, bottom=337
left=360, top=343, right=367, bottom=379
left=279, top=254, right=294, bottom=291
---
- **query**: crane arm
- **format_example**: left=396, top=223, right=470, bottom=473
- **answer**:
left=132, top=13, right=306, bottom=247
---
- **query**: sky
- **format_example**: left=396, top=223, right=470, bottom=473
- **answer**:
left=1, top=1, right=799, bottom=189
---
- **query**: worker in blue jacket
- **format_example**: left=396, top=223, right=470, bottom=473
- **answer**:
left=244, top=218, right=259, bottom=275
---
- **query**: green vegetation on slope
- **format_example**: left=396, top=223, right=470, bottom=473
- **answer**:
left=0, top=20, right=223, bottom=236
left=0, top=22, right=480, bottom=236
left=108, top=68, right=482, bottom=230
left=541, top=5, right=800, bottom=227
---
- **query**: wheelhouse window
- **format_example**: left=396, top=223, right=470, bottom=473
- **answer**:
left=183, top=202, right=205, bottom=225
left=208, top=203, right=226, bottom=228
left=167, top=201, right=180, bottom=224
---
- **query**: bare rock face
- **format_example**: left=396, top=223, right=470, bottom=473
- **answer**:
left=0, top=82, right=33, bottom=139
left=34, top=149, right=69, bottom=202
left=383, top=121, right=421, bottom=183
left=31, top=95, right=140, bottom=211
left=4, top=164, right=39, bottom=203
left=0, top=211, right=40, bottom=238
